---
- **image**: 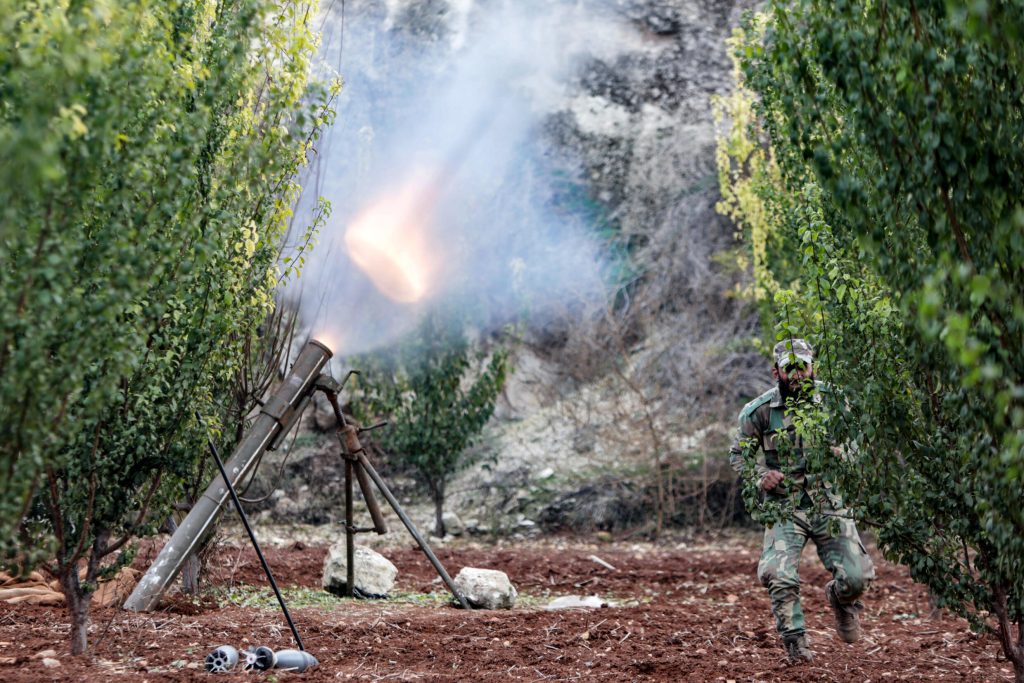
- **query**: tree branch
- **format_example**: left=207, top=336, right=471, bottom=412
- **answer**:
left=100, top=471, right=163, bottom=557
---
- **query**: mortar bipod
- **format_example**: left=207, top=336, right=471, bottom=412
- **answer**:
left=314, top=374, right=471, bottom=609
left=124, top=344, right=470, bottom=615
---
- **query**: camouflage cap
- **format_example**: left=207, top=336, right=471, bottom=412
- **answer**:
left=773, top=338, right=814, bottom=367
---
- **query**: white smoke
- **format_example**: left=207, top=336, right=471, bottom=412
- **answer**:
left=290, top=0, right=642, bottom=356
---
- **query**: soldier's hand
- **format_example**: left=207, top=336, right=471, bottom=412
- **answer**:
left=760, top=470, right=785, bottom=491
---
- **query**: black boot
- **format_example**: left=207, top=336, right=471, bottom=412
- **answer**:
left=783, top=633, right=813, bottom=662
left=826, top=580, right=863, bottom=643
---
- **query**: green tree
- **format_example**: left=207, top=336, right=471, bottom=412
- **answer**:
left=1, top=0, right=334, bottom=654
left=719, top=3, right=1024, bottom=676
left=356, top=318, right=508, bottom=537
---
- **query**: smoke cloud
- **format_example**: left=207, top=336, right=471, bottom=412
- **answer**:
left=290, top=0, right=638, bottom=356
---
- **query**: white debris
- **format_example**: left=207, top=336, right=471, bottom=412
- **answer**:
left=546, top=595, right=613, bottom=610
left=588, top=555, right=617, bottom=571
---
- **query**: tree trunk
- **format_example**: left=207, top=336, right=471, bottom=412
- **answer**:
left=432, top=482, right=445, bottom=538
left=59, top=566, right=93, bottom=655
left=652, top=454, right=663, bottom=540
left=991, top=582, right=1024, bottom=683
left=181, top=554, right=200, bottom=594
left=57, top=530, right=108, bottom=656
left=165, top=515, right=201, bottom=594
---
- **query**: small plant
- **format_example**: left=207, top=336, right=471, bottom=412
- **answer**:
left=355, top=314, right=508, bottom=537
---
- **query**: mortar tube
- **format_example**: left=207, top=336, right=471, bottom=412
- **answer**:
left=123, top=340, right=333, bottom=612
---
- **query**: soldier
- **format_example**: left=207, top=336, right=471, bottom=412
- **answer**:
left=729, top=338, right=874, bottom=663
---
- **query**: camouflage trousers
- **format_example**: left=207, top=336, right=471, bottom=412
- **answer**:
left=757, top=510, right=875, bottom=639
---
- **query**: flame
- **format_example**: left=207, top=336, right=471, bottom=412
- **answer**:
left=344, top=171, right=442, bottom=304
left=311, top=331, right=339, bottom=355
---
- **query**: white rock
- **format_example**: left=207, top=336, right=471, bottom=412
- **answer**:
left=442, top=511, right=464, bottom=536
left=274, top=496, right=300, bottom=517
left=41, top=658, right=61, bottom=668
left=322, top=544, right=397, bottom=597
left=453, top=567, right=517, bottom=610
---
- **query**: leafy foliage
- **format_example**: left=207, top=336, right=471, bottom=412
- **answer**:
left=718, top=2, right=1024, bottom=675
left=355, top=316, right=508, bottom=537
left=0, top=0, right=335, bottom=653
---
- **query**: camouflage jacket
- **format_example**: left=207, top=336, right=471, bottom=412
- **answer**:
left=728, top=382, right=843, bottom=510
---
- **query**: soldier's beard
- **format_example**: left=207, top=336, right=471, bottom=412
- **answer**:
left=778, top=373, right=814, bottom=401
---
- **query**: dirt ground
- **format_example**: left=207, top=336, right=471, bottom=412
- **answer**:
left=0, top=531, right=1015, bottom=682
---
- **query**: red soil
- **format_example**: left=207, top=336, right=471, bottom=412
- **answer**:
left=0, top=533, right=1013, bottom=681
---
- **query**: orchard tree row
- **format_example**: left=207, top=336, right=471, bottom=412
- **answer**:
left=0, top=0, right=335, bottom=654
left=715, top=2, right=1023, bottom=678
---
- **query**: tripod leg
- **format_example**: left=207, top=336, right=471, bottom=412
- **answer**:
left=199, top=419, right=306, bottom=650
left=345, top=456, right=355, bottom=598
left=321, top=392, right=462, bottom=605
left=355, top=453, right=471, bottom=610
left=354, top=462, right=388, bottom=534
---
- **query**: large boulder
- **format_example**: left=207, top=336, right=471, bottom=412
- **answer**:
left=453, top=567, right=517, bottom=609
left=442, top=511, right=464, bottom=536
left=322, top=544, right=397, bottom=598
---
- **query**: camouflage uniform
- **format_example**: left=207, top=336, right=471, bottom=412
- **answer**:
left=729, top=383, right=875, bottom=642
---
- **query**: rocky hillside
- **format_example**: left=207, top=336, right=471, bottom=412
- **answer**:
left=267, top=0, right=767, bottom=535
